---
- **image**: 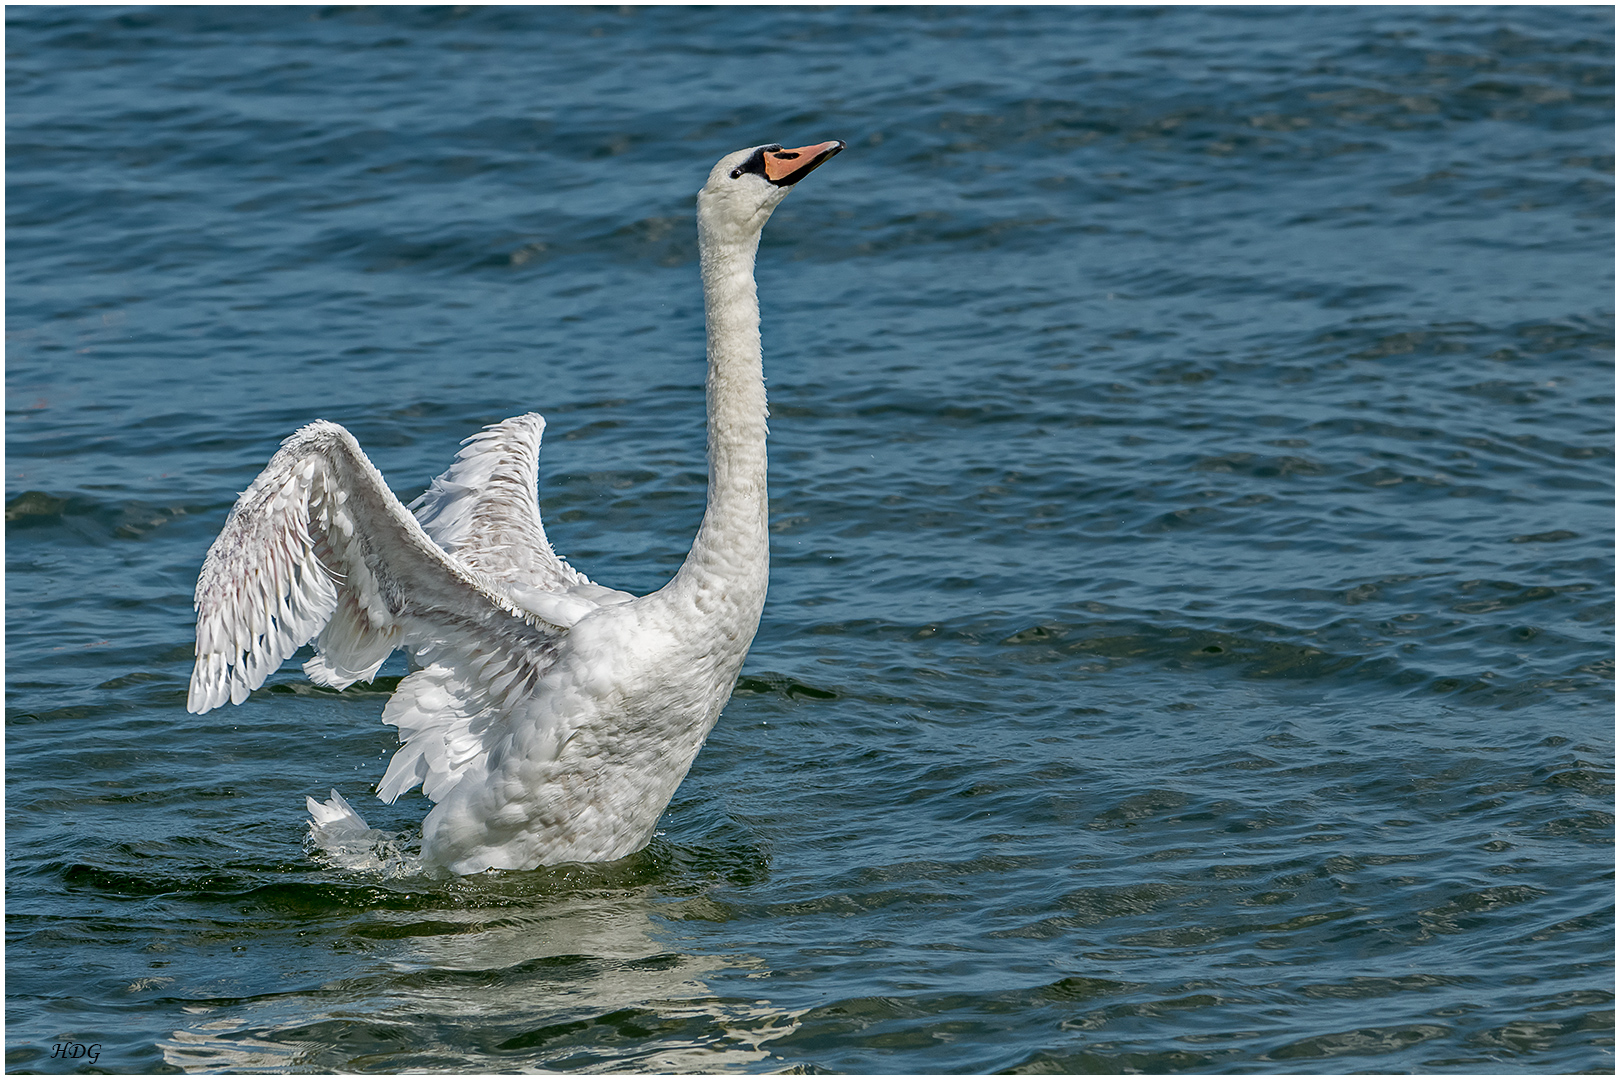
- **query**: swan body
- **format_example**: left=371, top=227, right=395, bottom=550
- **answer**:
left=187, top=141, right=843, bottom=874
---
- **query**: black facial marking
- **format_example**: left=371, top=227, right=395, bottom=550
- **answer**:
left=729, top=144, right=784, bottom=180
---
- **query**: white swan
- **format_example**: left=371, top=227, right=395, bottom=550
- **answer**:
left=187, top=140, right=844, bottom=874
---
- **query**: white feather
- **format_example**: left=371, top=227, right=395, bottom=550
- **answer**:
left=188, top=140, right=844, bottom=873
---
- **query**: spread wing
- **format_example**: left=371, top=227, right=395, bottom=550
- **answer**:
left=409, top=411, right=636, bottom=629
left=188, top=420, right=568, bottom=804
left=409, top=413, right=592, bottom=593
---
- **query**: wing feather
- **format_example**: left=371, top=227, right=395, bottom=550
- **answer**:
left=189, top=420, right=569, bottom=804
left=410, top=413, right=591, bottom=593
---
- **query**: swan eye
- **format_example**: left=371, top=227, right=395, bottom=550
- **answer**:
left=730, top=144, right=782, bottom=182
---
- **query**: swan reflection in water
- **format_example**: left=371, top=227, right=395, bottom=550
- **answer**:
left=160, top=855, right=799, bottom=1072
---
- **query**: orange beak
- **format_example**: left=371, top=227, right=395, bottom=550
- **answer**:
left=762, top=141, right=845, bottom=186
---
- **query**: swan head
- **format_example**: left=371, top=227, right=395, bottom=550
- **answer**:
left=698, top=140, right=844, bottom=244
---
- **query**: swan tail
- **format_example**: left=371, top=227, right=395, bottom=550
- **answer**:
left=306, top=788, right=373, bottom=840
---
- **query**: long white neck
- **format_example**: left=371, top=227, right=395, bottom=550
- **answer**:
left=656, top=221, right=770, bottom=631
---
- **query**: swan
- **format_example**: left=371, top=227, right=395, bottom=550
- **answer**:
left=186, top=140, right=844, bottom=874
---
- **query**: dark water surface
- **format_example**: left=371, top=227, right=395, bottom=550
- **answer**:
left=7, top=5, right=1614, bottom=1073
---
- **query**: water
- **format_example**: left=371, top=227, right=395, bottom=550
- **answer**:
left=6, top=5, right=1613, bottom=1073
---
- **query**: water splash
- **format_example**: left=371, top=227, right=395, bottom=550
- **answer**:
left=304, top=789, right=429, bottom=878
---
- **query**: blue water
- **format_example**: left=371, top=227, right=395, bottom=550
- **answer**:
left=6, top=5, right=1613, bottom=1073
